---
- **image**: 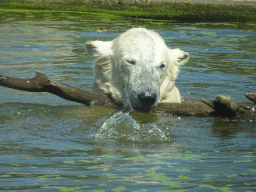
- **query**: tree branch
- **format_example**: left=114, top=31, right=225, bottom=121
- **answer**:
left=1, top=71, right=256, bottom=118
left=0, top=71, right=117, bottom=107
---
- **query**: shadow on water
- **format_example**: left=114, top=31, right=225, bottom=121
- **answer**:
left=0, top=11, right=256, bottom=192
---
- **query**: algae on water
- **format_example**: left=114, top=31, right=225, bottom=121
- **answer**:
left=0, top=0, right=255, bottom=22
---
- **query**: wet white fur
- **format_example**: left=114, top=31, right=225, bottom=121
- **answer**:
left=86, top=28, right=189, bottom=109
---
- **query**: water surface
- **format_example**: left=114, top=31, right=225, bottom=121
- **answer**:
left=0, top=11, right=256, bottom=191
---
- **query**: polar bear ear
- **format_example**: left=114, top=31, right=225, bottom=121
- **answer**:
left=169, top=48, right=189, bottom=66
left=86, top=41, right=112, bottom=58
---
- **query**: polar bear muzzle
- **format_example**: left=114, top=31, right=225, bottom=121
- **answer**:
left=132, top=91, right=157, bottom=111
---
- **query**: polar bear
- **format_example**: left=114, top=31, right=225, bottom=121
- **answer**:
left=86, top=28, right=189, bottom=111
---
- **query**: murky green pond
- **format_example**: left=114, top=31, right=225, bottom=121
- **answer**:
left=0, top=11, right=256, bottom=191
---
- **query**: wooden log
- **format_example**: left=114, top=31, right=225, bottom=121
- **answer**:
left=155, top=97, right=215, bottom=117
left=0, top=71, right=117, bottom=107
left=245, top=93, right=256, bottom=104
left=1, top=71, right=256, bottom=117
left=202, top=95, right=256, bottom=118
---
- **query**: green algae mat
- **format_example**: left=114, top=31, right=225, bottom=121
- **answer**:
left=0, top=0, right=255, bottom=22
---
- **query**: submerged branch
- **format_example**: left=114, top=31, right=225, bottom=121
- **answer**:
left=1, top=71, right=256, bottom=118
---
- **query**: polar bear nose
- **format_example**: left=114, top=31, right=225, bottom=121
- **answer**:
left=138, top=92, right=157, bottom=107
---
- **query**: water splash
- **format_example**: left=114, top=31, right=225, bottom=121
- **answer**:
left=93, top=111, right=172, bottom=142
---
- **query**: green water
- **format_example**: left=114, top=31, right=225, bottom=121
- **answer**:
left=0, top=11, right=256, bottom=191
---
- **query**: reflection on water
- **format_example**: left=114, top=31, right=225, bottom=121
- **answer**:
left=0, top=11, right=256, bottom=191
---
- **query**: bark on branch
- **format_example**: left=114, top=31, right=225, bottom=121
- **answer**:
left=0, top=71, right=117, bottom=107
left=1, top=71, right=256, bottom=118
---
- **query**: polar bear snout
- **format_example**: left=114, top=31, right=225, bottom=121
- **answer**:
left=138, top=91, right=157, bottom=110
left=131, top=91, right=158, bottom=111
left=138, top=92, right=157, bottom=105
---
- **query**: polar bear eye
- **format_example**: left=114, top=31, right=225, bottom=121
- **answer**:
left=126, top=59, right=136, bottom=65
left=159, top=63, right=166, bottom=69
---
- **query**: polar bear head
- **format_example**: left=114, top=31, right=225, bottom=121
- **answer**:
left=86, top=28, right=189, bottom=111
